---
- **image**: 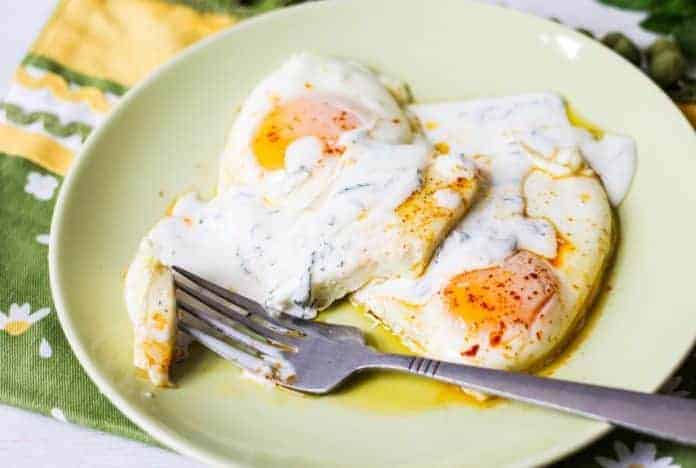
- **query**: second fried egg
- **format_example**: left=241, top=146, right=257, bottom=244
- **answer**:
left=353, top=93, right=633, bottom=373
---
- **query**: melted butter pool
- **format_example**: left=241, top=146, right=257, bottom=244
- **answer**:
left=565, top=102, right=604, bottom=140
left=314, top=301, right=499, bottom=412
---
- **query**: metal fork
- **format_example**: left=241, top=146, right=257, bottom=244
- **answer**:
left=172, top=266, right=696, bottom=445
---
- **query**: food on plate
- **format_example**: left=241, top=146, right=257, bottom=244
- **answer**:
left=125, top=53, right=637, bottom=389
left=217, top=53, right=413, bottom=192
left=353, top=93, right=636, bottom=375
left=125, top=54, right=479, bottom=386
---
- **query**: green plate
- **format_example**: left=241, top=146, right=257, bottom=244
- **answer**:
left=49, top=0, right=696, bottom=466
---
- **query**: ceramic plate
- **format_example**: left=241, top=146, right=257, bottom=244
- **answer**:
left=49, top=0, right=696, bottom=466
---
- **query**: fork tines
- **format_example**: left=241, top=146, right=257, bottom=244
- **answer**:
left=172, top=266, right=297, bottom=382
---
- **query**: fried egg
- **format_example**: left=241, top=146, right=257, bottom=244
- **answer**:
left=353, top=93, right=635, bottom=375
left=125, top=54, right=479, bottom=385
left=217, top=53, right=413, bottom=198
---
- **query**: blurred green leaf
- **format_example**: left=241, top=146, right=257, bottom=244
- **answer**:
left=598, top=0, right=655, bottom=10
left=641, top=13, right=686, bottom=33
left=675, top=17, right=696, bottom=56
left=598, top=0, right=696, bottom=100
left=600, top=0, right=696, bottom=19
left=651, top=0, right=696, bottom=17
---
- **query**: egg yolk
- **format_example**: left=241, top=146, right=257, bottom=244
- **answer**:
left=442, top=251, right=558, bottom=333
left=252, top=98, right=360, bottom=170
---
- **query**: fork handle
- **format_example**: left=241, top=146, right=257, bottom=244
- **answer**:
left=366, top=353, right=696, bottom=445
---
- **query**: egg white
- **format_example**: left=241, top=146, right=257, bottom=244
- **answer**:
left=125, top=54, right=479, bottom=385
left=353, top=93, right=629, bottom=374
left=217, top=53, right=413, bottom=195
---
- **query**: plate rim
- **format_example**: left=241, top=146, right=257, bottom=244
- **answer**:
left=47, top=0, right=696, bottom=466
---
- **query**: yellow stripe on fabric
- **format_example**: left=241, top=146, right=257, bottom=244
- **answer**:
left=14, top=67, right=112, bottom=114
left=31, top=0, right=236, bottom=87
left=0, top=123, right=73, bottom=175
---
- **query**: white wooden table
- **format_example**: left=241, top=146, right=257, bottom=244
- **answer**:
left=0, top=1, right=651, bottom=466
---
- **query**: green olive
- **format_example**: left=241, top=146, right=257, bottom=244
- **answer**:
left=646, top=38, right=681, bottom=61
left=602, top=32, right=642, bottom=66
left=649, top=49, right=686, bottom=88
left=576, top=28, right=594, bottom=38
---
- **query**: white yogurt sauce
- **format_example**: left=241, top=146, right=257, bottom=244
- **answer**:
left=146, top=131, right=431, bottom=318
left=434, top=188, right=461, bottom=210
left=370, top=93, right=635, bottom=304
left=580, top=134, right=637, bottom=206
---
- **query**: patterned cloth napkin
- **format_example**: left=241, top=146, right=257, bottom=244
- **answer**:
left=0, top=1, right=694, bottom=466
